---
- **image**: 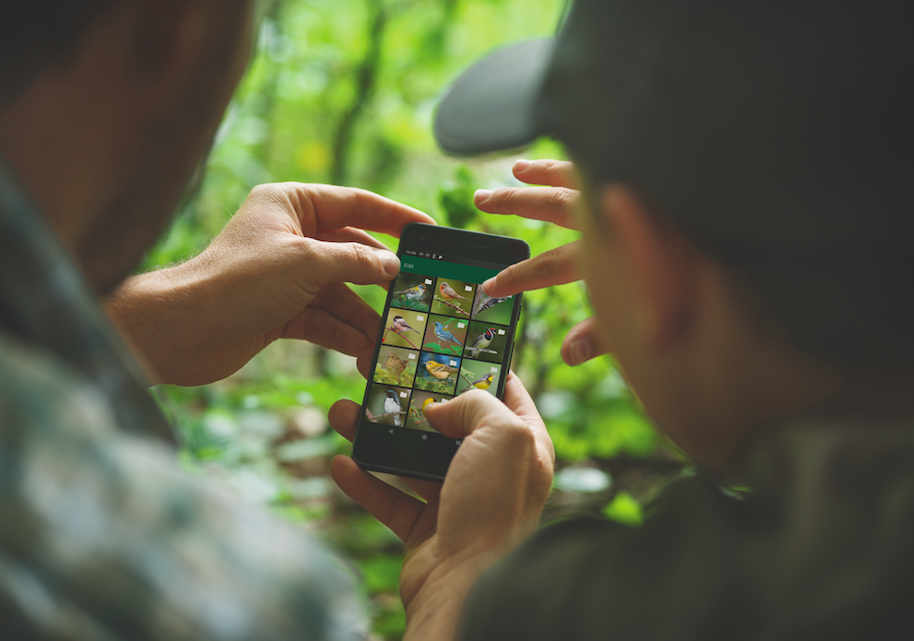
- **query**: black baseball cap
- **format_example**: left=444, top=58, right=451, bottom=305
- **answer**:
left=434, top=0, right=913, bottom=254
left=0, top=1, right=117, bottom=110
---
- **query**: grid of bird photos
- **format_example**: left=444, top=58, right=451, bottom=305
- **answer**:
left=364, top=271, right=515, bottom=432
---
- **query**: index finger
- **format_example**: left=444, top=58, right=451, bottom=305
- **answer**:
left=512, top=159, right=580, bottom=190
left=473, top=159, right=581, bottom=229
left=286, top=183, right=437, bottom=237
left=483, top=241, right=583, bottom=298
left=311, top=226, right=391, bottom=250
left=474, top=185, right=580, bottom=229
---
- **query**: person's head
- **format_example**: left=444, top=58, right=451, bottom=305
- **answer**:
left=435, top=0, right=913, bottom=465
left=0, top=0, right=257, bottom=293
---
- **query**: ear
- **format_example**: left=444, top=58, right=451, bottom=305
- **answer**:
left=599, top=185, right=698, bottom=352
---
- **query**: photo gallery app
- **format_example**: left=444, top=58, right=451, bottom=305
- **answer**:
left=364, top=269, right=515, bottom=433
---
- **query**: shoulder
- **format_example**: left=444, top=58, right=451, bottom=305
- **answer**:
left=459, top=476, right=753, bottom=641
left=0, top=331, right=365, bottom=640
left=460, top=420, right=914, bottom=641
left=0, top=328, right=115, bottom=440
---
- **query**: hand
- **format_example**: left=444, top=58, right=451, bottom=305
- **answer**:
left=474, top=159, right=608, bottom=366
left=329, top=373, right=554, bottom=641
left=105, top=183, right=435, bottom=385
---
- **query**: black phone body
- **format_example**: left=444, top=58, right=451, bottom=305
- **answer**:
left=352, top=222, right=530, bottom=482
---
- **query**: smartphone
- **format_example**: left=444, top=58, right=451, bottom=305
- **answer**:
left=352, top=222, right=530, bottom=481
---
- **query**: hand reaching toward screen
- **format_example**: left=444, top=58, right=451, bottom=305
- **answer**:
left=474, top=159, right=608, bottom=366
left=106, top=183, right=434, bottom=385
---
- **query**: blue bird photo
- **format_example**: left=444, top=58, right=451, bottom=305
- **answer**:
left=434, top=321, right=460, bottom=345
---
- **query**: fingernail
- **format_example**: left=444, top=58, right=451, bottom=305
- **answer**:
left=482, top=277, right=496, bottom=294
left=570, top=335, right=595, bottom=365
left=474, top=189, right=494, bottom=204
left=375, top=249, right=400, bottom=276
left=513, top=159, right=532, bottom=172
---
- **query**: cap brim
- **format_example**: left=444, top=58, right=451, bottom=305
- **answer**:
left=434, top=38, right=555, bottom=156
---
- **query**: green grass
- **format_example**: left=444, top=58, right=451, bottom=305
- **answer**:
left=391, top=296, right=430, bottom=312
left=414, top=376, right=456, bottom=394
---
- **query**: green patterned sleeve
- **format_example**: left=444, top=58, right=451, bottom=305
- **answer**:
left=0, top=335, right=367, bottom=641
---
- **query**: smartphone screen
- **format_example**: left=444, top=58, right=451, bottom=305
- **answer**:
left=352, top=222, right=530, bottom=481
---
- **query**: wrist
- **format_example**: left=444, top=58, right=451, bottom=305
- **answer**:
left=402, top=546, right=505, bottom=641
left=105, top=263, right=203, bottom=384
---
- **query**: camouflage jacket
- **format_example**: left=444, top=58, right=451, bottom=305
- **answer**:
left=0, top=153, right=366, bottom=640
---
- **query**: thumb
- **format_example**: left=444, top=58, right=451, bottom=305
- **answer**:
left=423, top=390, right=519, bottom=440
left=298, top=239, right=401, bottom=288
left=425, top=374, right=554, bottom=465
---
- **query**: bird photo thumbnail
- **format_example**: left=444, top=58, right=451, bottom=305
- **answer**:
left=464, top=320, right=508, bottom=363
left=471, top=288, right=515, bottom=325
left=373, top=345, right=418, bottom=388
left=364, top=384, right=411, bottom=427
left=405, top=391, right=450, bottom=432
left=431, top=279, right=475, bottom=318
left=455, top=359, right=502, bottom=397
left=416, top=352, right=462, bottom=395
left=382, top=308, right=428, bottom=350
left=390, top=272, right=433, bottom=312
left=422, top=314, right=468, bottom=356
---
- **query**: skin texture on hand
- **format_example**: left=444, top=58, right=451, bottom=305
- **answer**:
left=475, top=159, right=608, bottom=367
left=105, top=182, right=435, bottom=386
left=329, top=373, right=554, bottom=641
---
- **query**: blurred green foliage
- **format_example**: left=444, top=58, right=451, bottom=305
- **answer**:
left=439, top=165, right=479, bottom=228
left=602, top=491, right=644, bottom=527
left=146, top=0, right=685, bottom=638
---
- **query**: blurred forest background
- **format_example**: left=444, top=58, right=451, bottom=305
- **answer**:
left=146, top=0, right=686, bottom=638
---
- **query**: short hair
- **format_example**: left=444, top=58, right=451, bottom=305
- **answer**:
left=0, top=1, right=117, bottom=110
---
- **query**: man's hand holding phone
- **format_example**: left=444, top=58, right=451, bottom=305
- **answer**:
left=106, top=183, right=434, bottom=386
left=475, top=159, right=609, bottom=367
left=329, top=372, right=554, bottom=641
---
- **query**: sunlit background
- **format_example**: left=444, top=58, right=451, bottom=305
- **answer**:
left=146, top=0, right=685, bottom=637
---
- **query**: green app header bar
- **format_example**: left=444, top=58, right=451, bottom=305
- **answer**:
left=399, top=255, right=500, bottom=284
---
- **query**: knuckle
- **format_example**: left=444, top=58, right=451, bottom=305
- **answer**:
left=289, top=238, right=329, bottom=274
left=502, top=417, right=535, bottom=449
left=542, top=158, right=573, bottom=176
left=531, top=250, right=560, bottom=280
left=488, top=187, right=519, bottom=207
left=351, top=243, right=380, bottom=271
left=247, top=183, right=290, bottom=210
left=541, top=159, right=561, bottom=173
left=508, top=415, right=533, bottom=437
left=248, top=183, right=276, bottom=200
left=545, top=187, right=575, bottom=212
